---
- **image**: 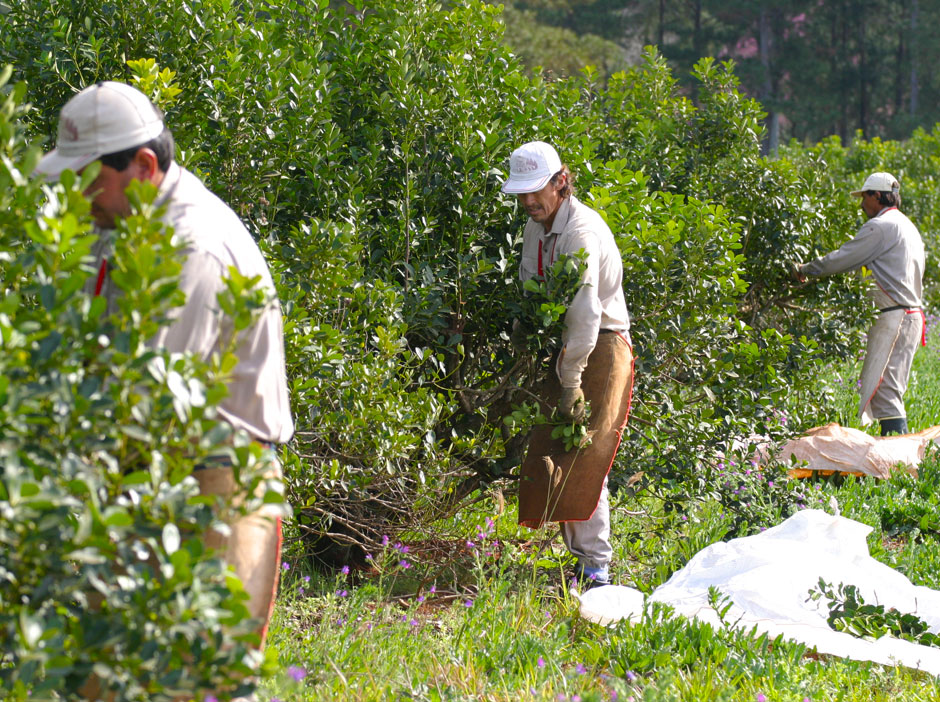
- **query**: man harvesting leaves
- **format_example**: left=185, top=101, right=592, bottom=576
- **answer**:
left=793, top=172, right=925, bottom=436
left=36, top=81, right=293, bottom=697
left=503, top=140, right=633, bottom=588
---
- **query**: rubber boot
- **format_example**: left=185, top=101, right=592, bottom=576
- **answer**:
left=880, top=417, right=908, bottom=436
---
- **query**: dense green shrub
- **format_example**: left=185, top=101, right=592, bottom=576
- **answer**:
left=0, top=70, right=285, bottom=701
left=2, top=0, right=932, bottom=559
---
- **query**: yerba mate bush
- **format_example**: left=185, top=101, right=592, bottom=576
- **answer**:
left=0, top=73, right=285, bottom=701
left=1, top=1, right=925, bottom=556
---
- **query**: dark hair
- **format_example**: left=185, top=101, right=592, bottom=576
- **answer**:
left=865, top=189, right=900, bottom=208
left=550, top=165, right=574, bottom=198
left=98, top=127, right=175, bottom=172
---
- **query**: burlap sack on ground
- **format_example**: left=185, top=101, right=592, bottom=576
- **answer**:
left=777, top=423, right=940, bottom=479
left=518, top=333, right=633, bottom=528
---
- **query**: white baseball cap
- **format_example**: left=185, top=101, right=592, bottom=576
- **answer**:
left=501, top=141, right=562, bottom=194
left=36, top=81, right=165, bottom=178
left=850, top=172, right=900, bottom=197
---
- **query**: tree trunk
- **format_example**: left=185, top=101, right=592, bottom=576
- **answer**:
left=858, top=5, right=868, bottom=137
left=659, top=0, right=665, bottom=47
left=759, top=7, right=779, bottom=155
left=910, top=0, right=919, bottom=115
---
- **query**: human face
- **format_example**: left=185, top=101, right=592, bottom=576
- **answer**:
left=83, top=163, right=137, bottom=229
left=81, top=149, right=161, bottom=229
left=517, top=175, right=566, bottom=231
left=860, top=191, right=883, bottom=219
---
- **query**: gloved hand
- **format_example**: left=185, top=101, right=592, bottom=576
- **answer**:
left=558, top=386, right=585, bottom=421
left=787, top=260, right=807, bottom=284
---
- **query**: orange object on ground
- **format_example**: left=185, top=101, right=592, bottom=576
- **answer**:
left=776, top=422, right=940, bottom=479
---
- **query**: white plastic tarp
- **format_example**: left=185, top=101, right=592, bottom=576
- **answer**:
left=577, top=510, right=940, bottom=675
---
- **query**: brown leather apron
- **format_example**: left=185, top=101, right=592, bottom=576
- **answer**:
left=518, top=332, right=634, bottom=528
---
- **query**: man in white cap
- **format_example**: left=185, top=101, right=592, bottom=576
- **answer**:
left=502, top=140, right=633, bottom=587
left=793, top=172, right=925, bottom=436
left=36, top=81, right=293, bottom=673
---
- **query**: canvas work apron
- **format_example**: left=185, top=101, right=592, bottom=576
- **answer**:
left=518, top=332, right=634, bottom=528
left=194, top=461, right=284, bottom=644
left=858, top=290, right=926, bottom=425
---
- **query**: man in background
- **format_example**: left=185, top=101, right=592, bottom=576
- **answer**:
left=793, top=172, right=925, bottom=436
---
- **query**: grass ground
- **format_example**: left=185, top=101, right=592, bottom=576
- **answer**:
left=260, top=319, right=940, bottom=701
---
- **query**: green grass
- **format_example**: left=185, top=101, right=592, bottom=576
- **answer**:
left=259, top=321, right=940, bottom=701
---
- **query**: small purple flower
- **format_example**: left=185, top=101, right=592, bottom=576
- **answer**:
left=417, top=594, right=425, bottom=603
left=341, top=565, right=350, bottom=575
left=537, top=656, right=545, bottom=668
left=304, top=575, right=311, bottom=583
left=756, top=695, right=767, bottom=702
left=205, top=696, right=218, bottom=702
left=287, top=665, right=307, bottom=681
left=281, top=561, right=290, bottom=571
left=336, top=589, right=348, bottom=597
left=610, top=691, right=618, bottom=701
left=381, top=535, right=389, bottom=546
left=410, top=618, right=419, bottom=627
left=399, top=560, right=411, bottom=569
left=464, top=599, right=473, bottom=607
left=625, top=670, right=637, bottom=682
left=365, top=553, right=373, bottom=560
left=430, top=584, right=437, bottom=594
left=573, top=696, right=582, bottom=702
left=768, top=481, right=774, bottom=487
left=466, top=540, right=476, bottom=549
left=575, top=663, right=586, bottom=674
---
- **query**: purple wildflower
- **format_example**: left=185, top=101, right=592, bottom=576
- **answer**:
left=399, top=560, right=411, bottom=569
left=287, top=665, right=307, bottom=682
left=537, top=656, right=545, bottom=668
left=281, top=561, right=290, bottom=571
left=381, top=535, right=389, bottom=546
left=341, top=565, right=350, bottom=575
left=625, top=670, right=637, bottom=682
left=576, top=663, right=587, bottom=674
left=464, top=599, right=473, bottom=608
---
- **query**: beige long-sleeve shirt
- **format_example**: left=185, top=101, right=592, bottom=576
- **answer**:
left=803, top=206, right=925, bottom=308
left=88, top=163, right=294, bottom=444
left=519, top=196, right=630, bottom=388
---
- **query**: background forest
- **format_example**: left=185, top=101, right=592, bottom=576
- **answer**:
left=4, top=0, right=940, bottom=699
left=499, top=0, right=937, bottom=149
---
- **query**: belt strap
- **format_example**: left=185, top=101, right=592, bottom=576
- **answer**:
left=879, top=305, right=920, bottom=314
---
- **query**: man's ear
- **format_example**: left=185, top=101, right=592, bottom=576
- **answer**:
left=553, top=172, right=568, bottom=191
left=130, top=147, right=161, bottom=183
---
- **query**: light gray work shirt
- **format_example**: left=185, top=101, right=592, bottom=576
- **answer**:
left=519, top=195, right=631, bottom=388
left=803, top=206, right=925, bottom=308
left=87, top=163, right=294, bottom=444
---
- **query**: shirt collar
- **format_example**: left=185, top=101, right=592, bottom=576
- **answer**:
left=155, top=161, right=183, bottom=209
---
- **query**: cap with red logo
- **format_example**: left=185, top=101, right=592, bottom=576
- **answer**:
left=501, top=141, right=562, bottom=194
left=36, top=81, right=165, bottom=178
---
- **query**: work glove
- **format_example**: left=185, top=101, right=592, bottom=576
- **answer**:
left=558, top=386, right=586, bottom=421
left=787, top=260, right=807, bottom=284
